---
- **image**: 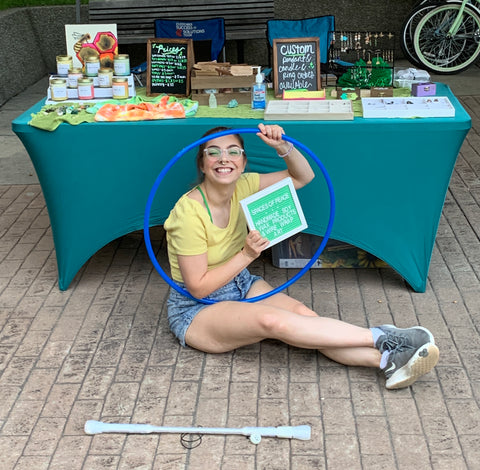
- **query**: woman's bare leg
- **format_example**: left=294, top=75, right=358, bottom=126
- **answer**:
left=248, top=281, right=381, bottom=367
left=186, top=302, right=376, bottom=350
left=184, top=280, right=381, bottom=367
left=185, top=280, right=438, bottom=389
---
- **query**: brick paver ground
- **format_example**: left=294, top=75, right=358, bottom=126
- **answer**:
left=0, top=90, right=479, bottom=469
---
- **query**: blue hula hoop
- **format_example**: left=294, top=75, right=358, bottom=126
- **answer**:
left=143, top=128, right=335, bottom=304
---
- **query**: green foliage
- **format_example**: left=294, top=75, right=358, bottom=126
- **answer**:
left=337, top=58, right=393, bottom=89
left=0, top=0, right=88, bottom=10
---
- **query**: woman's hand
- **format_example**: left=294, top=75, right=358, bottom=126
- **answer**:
left=256, top=123, right=290, bottom=155
left=256, top=122, right=315, bottom=191
left=242, top=230, right=269, bottom=261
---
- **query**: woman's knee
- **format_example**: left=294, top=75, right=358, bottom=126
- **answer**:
left=260, top=293, right=317, bottom=318
left=291, top=301, right=316, bottom=317
left=256, top=309, right=292, bottom=338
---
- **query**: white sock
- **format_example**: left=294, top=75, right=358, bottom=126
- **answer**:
left=380, top=350, right=390, bottom=369
left=370, top=327, right=384, bottom=346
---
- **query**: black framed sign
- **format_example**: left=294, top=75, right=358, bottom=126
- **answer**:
left=147, top=38, right=194, bottom=97
left=272, top=37, right=321, bottom=98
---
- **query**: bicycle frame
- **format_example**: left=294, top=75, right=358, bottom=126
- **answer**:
left=449, top=0, right=470, bottom=35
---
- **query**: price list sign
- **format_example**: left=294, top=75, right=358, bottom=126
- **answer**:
left=147, top=38, right=193, bottom=96
left=272, top=37, right=321, bottom=98
left=240, top=177, right=308, bottom=248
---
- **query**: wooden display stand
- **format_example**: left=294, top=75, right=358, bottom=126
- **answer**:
left=190, top=71, right=255, bottom=105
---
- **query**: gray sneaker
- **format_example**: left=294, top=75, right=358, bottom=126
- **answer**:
left=382, top=341, right=439, bottom=389
left=375, top=325, right=435, bottom=353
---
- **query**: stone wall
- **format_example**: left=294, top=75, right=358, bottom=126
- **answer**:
left=276, top=0, right=417, bottom=51
left=275, top=0, right=417, bottom=29
left=0, top=5, right=88, bottom=106
left=0, top=1, right=418, bottom=105
left=243, top=0, right=418, bottom=66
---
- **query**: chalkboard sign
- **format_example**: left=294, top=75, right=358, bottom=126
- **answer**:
left=147, top=38, right=194, bottom=97
left=272, top=37, right=321, bottom=98
left=240, top=177, right=308, bottom=248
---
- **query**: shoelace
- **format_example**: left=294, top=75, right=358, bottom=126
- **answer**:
left=379, top=334, right=415, bottom=353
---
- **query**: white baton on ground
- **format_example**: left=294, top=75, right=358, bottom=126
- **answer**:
left=85, top=420, right=311, bottom=445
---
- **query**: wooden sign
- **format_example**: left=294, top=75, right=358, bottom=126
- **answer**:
left=272, top=37, right=321, bottom=98
left=147, top=38, right=194, bottom=97
left=240, top=177, right=308, bottom=248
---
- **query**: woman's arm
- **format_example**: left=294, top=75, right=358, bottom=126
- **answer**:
left=256, top=123, right=315, bottom=191
left=177, top=230, right=268, bottom=299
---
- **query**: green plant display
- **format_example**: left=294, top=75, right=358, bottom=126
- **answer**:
left=337, top=58, right=393, bottom=88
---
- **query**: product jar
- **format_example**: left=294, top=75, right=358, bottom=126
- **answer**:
left=50, top=78, right=68, bottom=101
left=98, top=67, right=114, bottom=87
left=67, top=68, right=83, bottom=88
left=56, top=55, right=73, bottom=76
left=112, top=77, right=129, bottom=99
left=85, top=57, right=100, bottom=77
left=77, top=77, right=95, bottom=100
left=114, top=54, right=130, bottom=76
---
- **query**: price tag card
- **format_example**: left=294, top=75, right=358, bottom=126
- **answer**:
left=240, top=177, right=308, bottom=248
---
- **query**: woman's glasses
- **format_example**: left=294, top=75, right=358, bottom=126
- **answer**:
left=204, top=146, right=245, bottom=160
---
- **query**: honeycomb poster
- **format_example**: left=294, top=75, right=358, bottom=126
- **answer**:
left=65, top=24, right=118, bottom=69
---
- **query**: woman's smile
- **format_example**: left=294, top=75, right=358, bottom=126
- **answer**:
left=214, top=166, right=234, bottom=174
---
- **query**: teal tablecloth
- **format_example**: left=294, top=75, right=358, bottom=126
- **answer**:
left=12, top=83, right=471, bottom=292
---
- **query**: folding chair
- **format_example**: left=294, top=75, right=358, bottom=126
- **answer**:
left=154, top=18, right=226, bottom=62
left=131, top=61, right=148, bottom=86
left=267, top=16, right=335, bottom=65
left=132, top=17, right=226, bottom=86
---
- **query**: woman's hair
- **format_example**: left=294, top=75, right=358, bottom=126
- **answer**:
left=195, top=127, right=246, bottom=181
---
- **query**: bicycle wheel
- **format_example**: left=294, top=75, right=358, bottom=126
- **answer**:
left=400, top=2, right=441, bottom=66
left=413, top=3, right=480, bottom=74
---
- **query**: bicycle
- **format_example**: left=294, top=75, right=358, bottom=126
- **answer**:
left=400, top=0, right=443, bottom=67
left=409, top=0, right=480, bottom=74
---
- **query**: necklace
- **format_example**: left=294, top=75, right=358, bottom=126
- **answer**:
left=197, top=185, right=213, bottom=223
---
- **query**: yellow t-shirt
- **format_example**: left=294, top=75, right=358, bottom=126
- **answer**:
left=164, top=173, right=260, bottom=282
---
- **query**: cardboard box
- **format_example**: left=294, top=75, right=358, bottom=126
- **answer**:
left=271, top=233, right=388, bottom=269
left=370, top=86, right=393, bottom=97
left=412, top=82, right=436, bottom=96
left=190, top=71, right=254, bottom=105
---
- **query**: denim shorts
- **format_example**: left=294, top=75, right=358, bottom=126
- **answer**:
left=167, top=268, right=263, bottom=347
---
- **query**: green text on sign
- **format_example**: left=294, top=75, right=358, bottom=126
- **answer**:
left=240, top=177, right=308, bottom=248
